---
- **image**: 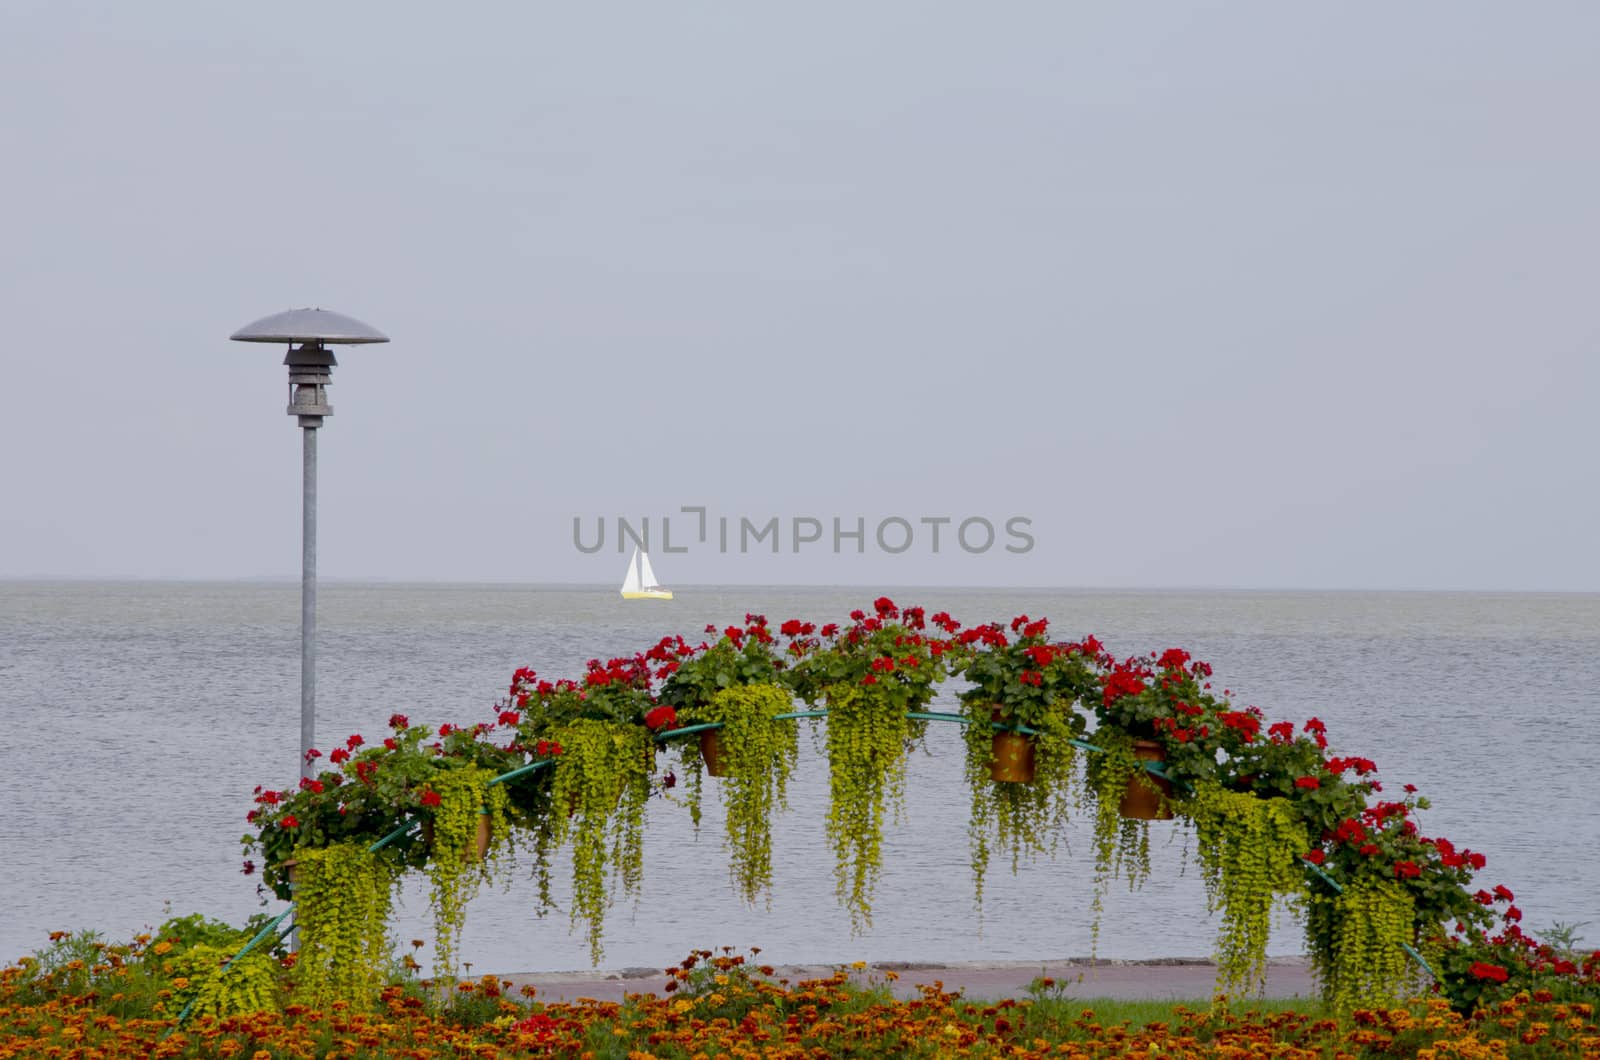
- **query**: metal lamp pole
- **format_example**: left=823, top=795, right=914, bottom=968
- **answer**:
left=231, top=308, right=388, bottom=779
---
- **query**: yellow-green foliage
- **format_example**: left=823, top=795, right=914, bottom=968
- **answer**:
left=291, top=842, right=395, bottom=1009
left=963, top=714, right=1078, bottom=918
left=1309, top=875, right=1417, bottom=1008
left=824, top=682, right=914, bottom=933
left=1185, top=783, right=1309, bottom=998
left=425, top=765, right=510, bottom=981
left=1081, top=730, right=1154, bottom=954
left=162, top=942, right=278, bottom=1018
left=540, top=718, right=652, bottom=965
left=688, top=684, right=799, bottom=906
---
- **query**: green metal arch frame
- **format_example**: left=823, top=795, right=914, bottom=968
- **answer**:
left=180, top=708, right=1435, bottom=1027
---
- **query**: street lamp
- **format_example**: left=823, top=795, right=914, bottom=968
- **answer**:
left=231, top=308, right=388, bottom=779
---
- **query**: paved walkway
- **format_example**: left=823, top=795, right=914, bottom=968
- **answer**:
left=497, top=957, right=1318, bottom=1005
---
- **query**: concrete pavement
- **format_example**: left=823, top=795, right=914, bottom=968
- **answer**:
left=496, top=956, right=1318, bottom=1005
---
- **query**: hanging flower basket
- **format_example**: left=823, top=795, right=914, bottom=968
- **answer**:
left=421, top=814, right=491, bottom=861
left=699, top=729, right=730, bottom=777
left=1118, top=739, right=1175, bottom=820
left=989, top=731, right=1036, bottom=784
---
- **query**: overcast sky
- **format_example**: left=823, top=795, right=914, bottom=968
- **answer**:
left=3, top=3, right=1597, bottom=590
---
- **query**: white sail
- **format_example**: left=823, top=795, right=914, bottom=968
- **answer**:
left=620, top=548, right=643, bottom=594
left=620, top=546, right=672, bottom=599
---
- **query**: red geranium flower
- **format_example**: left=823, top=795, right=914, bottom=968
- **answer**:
left=1156, top=648, right=1190, bottom=670
left=1295, top=776, right=1321, bottom=790
left=420, top=789, right=441, bottom=808
left=1469, top=961, right=1509, bottom=982
left=644, top=705, right=678, bottom=731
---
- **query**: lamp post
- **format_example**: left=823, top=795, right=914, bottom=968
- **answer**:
left=231, top=308, right=388, bottom=779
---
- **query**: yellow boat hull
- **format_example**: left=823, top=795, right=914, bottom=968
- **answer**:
left=621, top=590, right=674, bottom=600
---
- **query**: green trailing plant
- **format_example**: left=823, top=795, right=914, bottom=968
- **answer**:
left=1307, top=874, right=1417, bottom=1008
left=1183, top=783, right=1309, bottom=998
left=676, top=684, right=798, bottom=905
left=820, top=680, right=916, bottom=934
left=510, top=651, right=664, bottom=966
left=1288, top=769, right=1491, bottom=1009
left=952, top=617, right=1098, bottom=918
left=1080, top=728, right=1155, bottom=954
left=962, top=712, right=1079, bottom=918
left=656, top=618, right=790, bottom=853
left=149, top=913, right=284, bottom=1019
left=163, top=941, right=279, bottom=1018
left=778, top=598, right=956, bottom=933
left=420, top=764, right=510, bottom=982
left=533, top=718, right=653, bottom=965
left=289, top=841, right=396, bottom=1010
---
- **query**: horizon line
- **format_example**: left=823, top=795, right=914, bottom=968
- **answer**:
left=2, top=574, right=1597, bottom=596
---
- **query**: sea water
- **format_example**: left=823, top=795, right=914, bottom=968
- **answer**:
left=2, top=581, right=1596, bottom=973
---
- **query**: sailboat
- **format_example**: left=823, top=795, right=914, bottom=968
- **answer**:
left=620, top=546, right=673, bottom=600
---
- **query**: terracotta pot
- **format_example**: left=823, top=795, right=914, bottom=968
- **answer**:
left=989, top=731, right=1036, bottom=784
left=421, top=814, right=492, bottom=861
left=699, top=729, right=730, bottom=777
left=1118, top=740, right=1175, bottom=820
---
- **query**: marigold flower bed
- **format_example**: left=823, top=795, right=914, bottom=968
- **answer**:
left=4, top=945, right=1598, bottom=1059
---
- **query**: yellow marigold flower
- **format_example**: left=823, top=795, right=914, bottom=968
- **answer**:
left=152, top=941, right=173, bottom=955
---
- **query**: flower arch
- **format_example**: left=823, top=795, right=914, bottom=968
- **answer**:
left=222, top=598, right=1590, bottom=1021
